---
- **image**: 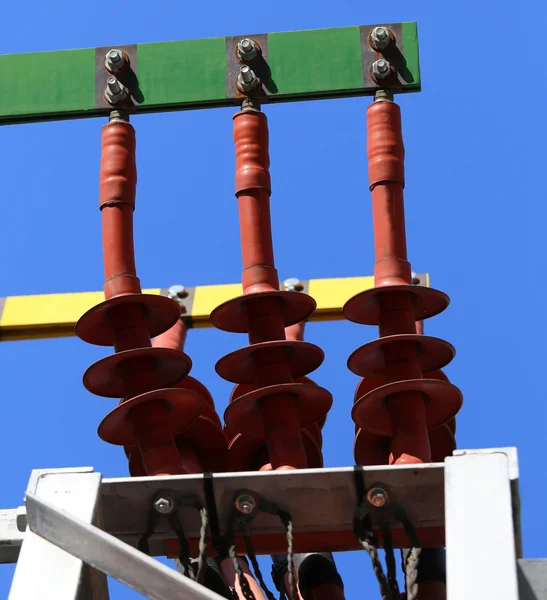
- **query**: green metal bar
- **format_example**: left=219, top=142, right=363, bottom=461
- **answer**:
left=0, top=23, right=420, bottom=126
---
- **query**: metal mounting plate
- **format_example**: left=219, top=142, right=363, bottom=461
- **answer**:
left=100, top=463, right=445, bottom=556
left=0, top=23, right=420, bottom=126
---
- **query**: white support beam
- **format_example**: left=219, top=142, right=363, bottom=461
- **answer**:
left=8, top=468, right=109, bottom=600
left=445, top=448, right=520, bottom=600
left=25, top=492, right=227, bottom=600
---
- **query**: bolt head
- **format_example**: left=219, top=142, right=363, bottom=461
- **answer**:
left=105, top=76, right=128, bottom=104
left=168, top=284, right=187, bottom=299
left=237, top=66, right=259, bottom=92
left=235, top=493, right=257, bottom=515
left=154, top=496, right=174, bottom=514
left=238, top=38, right=258, bottom=60
left=371, top=27, right=392, bottom=50
left=283, top=277, right=302, bottom=292
left=105, top=49, right=126, bottom=72
left=366, top=487, right=388, bottom=508
left=372, top=59, right=392, bottom=80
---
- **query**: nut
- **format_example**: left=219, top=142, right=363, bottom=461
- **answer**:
left=238, top=38, right=259, bottom=61
left=366, top=486, right=388, bottom=508
left=370, top=27, right=392, bottom=51
left=283, top=278, right=303, bottom=292
left=235, top=493, right=257, bottom=515
left=372, top=59, right=392, bottom=81
left=105, top=76, right=128, bottom=104
left=105, top=49, right=126, bottom=72
left=154, top=496, right=175, bottom=514
left=237, top=66, right=259, bottom=92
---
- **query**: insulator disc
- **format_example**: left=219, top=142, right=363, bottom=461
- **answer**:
left=227, top=429, right=323, bottom=471
left=343, top=285, right=449, bottom=326
left=347, top=334, right=455, bottom=377
left=352, top=378, right=463, bottom=436
left=128, top=416, right=228, bottom=475
left=76, top=294, right=181, bottom=346
left=224, top=382, right=332, bottom=439
left=83, top=347, right=192, bottom=398
left=175, top=376, right=221, bottom=428
left=353, top=428, right=391, bottom=466
left=429, top=424, right=457, bottom=462
left=303, top=422, right=323, bottom=447
left=215, top=340, right=324, bottom=384
left=210, top=290, right=316, bottom=333
left=98, top=387, right=201, bottom=445
left=354, top=377, right=387, bottom=402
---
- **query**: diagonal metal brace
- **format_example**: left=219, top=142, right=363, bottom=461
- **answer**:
left=25, top=492, right=227, bottom=600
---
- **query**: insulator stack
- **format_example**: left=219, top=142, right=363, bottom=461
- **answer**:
left=211, top=104, right=332, bottom=471
left=354, top=373, right=457, bottom=466
left=125, top=318, right=228, bottom=476
left=225, top=320, right=326, bottom=472
left=76, top=113, right=202, bottom=477
left=343, top=94, right=463, bottom=465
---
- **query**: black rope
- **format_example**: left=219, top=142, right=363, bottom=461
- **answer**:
left=379, top=520, right=400, bottom=599
left=166, top=509, right=195, bottom=580
left=394, top=507, right=421, bottom=600
left=137, top=505, right=160, bottom=555
left=226, top=512, right=257, bottom=600
left=203, top=472, right=226, bottom=556
left=242, top=524, right=277, bottom=600
left=353, top=504, right=390, bottom=600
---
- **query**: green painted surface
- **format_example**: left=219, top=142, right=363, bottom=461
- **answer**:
left=0, top=23, right=420, bottom=124
left=268, top=27, right=363, bottom=96
left=137, top=37, right=226, bottom=106
left=401, top=22, right=421, bottom=87
left=0, top=49, right=95, bottom=117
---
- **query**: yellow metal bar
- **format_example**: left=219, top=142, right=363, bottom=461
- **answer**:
left=0, top=274, right=429, bottom=342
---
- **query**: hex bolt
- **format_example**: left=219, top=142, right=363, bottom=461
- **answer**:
left=372, top=59, right=392, bottom=80
left=235, top=493, right=257, bottom=515
left=105, top=48, right=126, bottom=72
left=238, top=38, right=258, bottom=61
left=366, top=486, right=389, bottom=508
left=105, top=76, right=128, bottom=104
left=154, top=496, right=175, bottom=514
left=370, top=26, right=392, bottom=51
left=283, top=277, right=303, bottom=292
left=237, top=66, right=259, bottom=92
left=168, top=284, right=188, bottom=300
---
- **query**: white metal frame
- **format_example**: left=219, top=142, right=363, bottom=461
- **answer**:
left=1, top=448, right=543, bottom=599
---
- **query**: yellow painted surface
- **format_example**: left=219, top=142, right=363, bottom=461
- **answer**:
left=0, top=277, right=428, bottom=341
left=191, top=283, right=242, bottom=326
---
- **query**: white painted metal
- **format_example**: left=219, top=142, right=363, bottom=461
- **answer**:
left=25, top=492, right=227, bottom=600
left=445, top=449, right=520, bottom=600
left=8, top=467, right=109, bottom=600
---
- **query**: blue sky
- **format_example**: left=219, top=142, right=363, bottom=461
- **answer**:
left=0, top=1, right=545, bottom=597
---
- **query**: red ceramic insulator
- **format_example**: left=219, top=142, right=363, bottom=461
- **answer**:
left=76, top=116, right=199, bottom=478
left=211, top=108, right=332, bottom=471
left=353, top=373, right=457, bottom=466
left=344, top=99, right=462, bottom=465
left=125, top=318, right=228, bottom=475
